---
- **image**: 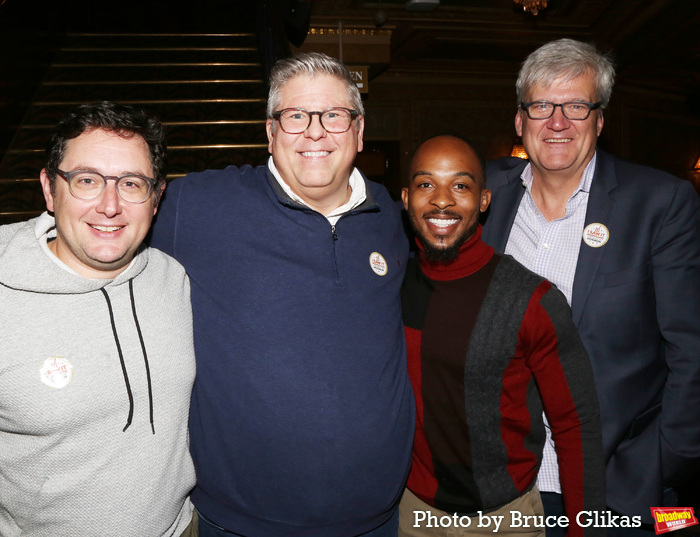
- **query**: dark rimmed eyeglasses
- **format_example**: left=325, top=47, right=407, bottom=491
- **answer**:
left=271, top=107, right=359, bottom=134
left=520, top=101, right=602, bottom=120
left=56, top=169, right=157, bottom=204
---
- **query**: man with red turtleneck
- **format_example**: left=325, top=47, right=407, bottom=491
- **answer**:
left=398, top=135, right=605, bottom=537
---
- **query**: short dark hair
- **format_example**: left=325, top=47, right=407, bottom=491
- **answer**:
left=44, top=101, right=167, bottom=202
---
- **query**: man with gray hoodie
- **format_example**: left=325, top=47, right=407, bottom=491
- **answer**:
left=0, top=101, right=197, bottom=537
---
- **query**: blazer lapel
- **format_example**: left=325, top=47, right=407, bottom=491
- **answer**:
left=571, top=151, right=618, bottom=325
left=485, top=160, right=528, bottom=253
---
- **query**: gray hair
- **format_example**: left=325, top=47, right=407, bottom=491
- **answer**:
left=516, top=39, right=616, bottom=108
left=266, top=52, right=364, bottom=121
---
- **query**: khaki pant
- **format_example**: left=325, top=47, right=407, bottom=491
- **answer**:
left=179, top=510, right=199, bottom=537
left=399, top=487, right=545, bottom=537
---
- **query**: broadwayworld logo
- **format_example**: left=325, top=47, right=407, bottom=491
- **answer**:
left=651, top=507, right=698, bottom=535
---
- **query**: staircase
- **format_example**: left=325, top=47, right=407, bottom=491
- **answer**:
left=0, top=32, right=270, bottom=225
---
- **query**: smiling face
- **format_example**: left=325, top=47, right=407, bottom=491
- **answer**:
left=402, top=136, right=490, bottom=264
left=39, top=128, right=161, bottom=279
left=266, top=73, right=364, bottom=214
left=516, top=70, right=604, bottom=183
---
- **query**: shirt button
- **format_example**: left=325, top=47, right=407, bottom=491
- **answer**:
left=541, top=243, right=549, bottom=250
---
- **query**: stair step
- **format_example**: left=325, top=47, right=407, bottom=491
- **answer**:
left=55, top=48, right=260, bottom=64
left=44, top=64, right=263, bottom=82
left=21, top=99, right=268, bottom=125
left=0, top=179, right=48, bottom=224
left=34, top=80, right=267, bottom=102
left=1, top=31, right=270, bottom=223
left=11, top=121, right=267, bottom=150
left=59, top=33, right=258, bottom=48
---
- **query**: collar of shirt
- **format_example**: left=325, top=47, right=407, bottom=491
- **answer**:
left=267, top=156, right=367, bottom=225
left=520, top=152, right=597, bottom=220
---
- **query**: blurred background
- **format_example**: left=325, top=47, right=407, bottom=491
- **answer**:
left=1, top=0, right=699, bottom=223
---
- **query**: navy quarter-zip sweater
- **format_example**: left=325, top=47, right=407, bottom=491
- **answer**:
left=151, top=165, right=415, bottom=537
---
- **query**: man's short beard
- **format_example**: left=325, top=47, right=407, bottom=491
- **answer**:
left=410, top=212, right=478, bottom=265
left=421, top=238, right=464, bottom=264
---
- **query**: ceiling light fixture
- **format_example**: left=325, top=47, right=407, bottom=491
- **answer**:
left=513, top=0, right=548, bottom=15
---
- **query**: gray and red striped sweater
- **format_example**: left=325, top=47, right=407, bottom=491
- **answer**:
left=401, top=225, right=605, bottom=537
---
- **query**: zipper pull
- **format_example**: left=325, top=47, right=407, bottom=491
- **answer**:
left=331, top=224, right=338, bottom=241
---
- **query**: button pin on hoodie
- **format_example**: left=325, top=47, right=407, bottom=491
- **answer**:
left=583, top=223, right=609, bottom=248
left=40, top=357, right=73, bottom=389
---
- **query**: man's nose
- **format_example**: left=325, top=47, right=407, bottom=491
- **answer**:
left=430, top=186, right=455, bottom=208
left=304, top=113, right=327, bottom=140
left=94, top=180, right=123, bottom=217
left=547, top=105, right=570, bottom=129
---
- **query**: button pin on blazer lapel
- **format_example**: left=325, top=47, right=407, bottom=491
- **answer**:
left=583, top=223, right=610, bottom=248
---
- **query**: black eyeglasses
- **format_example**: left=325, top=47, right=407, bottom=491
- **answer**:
left=520, top=101, right=601, bottom=120
left=57, top=169, right=157, bottom=204
left=271, top=107, right=359, bottom=134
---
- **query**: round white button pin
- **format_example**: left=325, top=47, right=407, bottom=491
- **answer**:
left=369, top=252, right=388, bottom=276
left=583, top=223, right=610, bottom=248
left=40, top=357, right=74, bottom=389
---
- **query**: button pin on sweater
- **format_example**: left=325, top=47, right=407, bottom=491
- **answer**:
left=40, top=357, right=74, bottom=389
left=370, top=252, right=388, bottom=276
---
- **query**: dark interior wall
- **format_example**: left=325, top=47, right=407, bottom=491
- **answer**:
left=604, top=91, right=700, bottom=180
left=2, top=0, right=699, bottom=197
left=0, top=1, right=62, bottom=169
left=363, top=70, right=700, bottom=194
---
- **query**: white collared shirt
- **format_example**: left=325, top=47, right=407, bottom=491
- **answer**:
left=268, top=156, right=367, bottom=226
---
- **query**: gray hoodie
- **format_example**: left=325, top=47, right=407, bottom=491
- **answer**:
left=0, top=214, right=196, bottom=537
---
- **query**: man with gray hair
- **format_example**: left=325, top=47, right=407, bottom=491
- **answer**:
left=151, top=52, right=415, bottom=537
left=483, top=38, right=700, bottom=535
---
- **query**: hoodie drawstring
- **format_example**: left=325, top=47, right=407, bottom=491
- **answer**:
left=129, top=279, right=155, bottom=434
left=101, top=283, right=155, bottom=434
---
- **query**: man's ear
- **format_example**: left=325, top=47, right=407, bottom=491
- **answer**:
left=39, top=169, right=55, bottom=212
left=596, top=110, right=604, bottom=137
left=266, top=118, right=275, bottom=154
left=355, top=115, right=365, bottom=153
left=401, top=187, right=409, bottom=211
left=514, top=110, right=523, bottom=137
left=480, top=189, right=491, bottom=213
left=153, top=182, right=166, bottom=215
